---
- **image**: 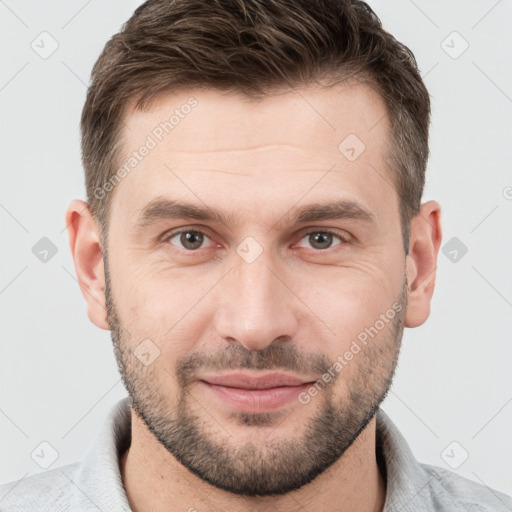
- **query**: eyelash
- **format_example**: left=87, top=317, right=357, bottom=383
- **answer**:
left=160, top=227, right=350, bottom=252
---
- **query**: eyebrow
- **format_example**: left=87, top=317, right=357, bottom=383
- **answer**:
left=135, top=197, right=375, bottom=230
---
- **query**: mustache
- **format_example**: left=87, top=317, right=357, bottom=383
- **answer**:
left=176, top=342, right=332, bottom=387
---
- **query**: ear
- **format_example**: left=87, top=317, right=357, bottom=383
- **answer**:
left=405, top=200, right=443, bottom=328
left=65, top=199, right=109, bottom=330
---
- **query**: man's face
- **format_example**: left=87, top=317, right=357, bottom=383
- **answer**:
left=104, top=82, right=408, bottom=496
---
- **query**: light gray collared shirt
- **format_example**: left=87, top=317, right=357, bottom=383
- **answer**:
left=1, top=396, right=511, bottom=511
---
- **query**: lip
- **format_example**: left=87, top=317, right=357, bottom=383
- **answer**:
left=199, top=372, right=314, bottom=389
left=198, top=372, right=316, bottom=413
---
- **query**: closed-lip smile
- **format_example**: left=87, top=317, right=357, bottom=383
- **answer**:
left=197, top=372, right=317, bottom=413
left=199, top=372, right=316, bottom=389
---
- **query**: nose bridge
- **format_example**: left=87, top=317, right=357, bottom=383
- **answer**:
left=214, top=242, right=300, bottom=350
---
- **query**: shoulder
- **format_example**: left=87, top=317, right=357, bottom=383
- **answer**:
left=418, top=462, right=512, bottom=512
left=376, top=409, right=512, bottom=512
left=0, top=462, right=81, bottom=512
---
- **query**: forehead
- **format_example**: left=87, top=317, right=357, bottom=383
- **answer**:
left=121, top=81, right=389, bottom=154
left=110, top=82, right=396, bottom=229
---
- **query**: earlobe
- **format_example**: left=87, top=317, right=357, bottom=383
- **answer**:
left=65, top=199, right=110, bottom=330
left=404, top=200, right=443, bottom=328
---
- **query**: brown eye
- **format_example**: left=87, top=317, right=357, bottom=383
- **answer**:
left=309, top=232, right=334, bottom=250
left=296, top=230, right=348, bottom=251
left=165, top=229, right=211, bottom=251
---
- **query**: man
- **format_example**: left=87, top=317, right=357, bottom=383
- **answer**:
left=1, top=0, right=510, bottom=510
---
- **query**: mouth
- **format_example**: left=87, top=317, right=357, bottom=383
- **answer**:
left=197, top=372, right=317, bottom=413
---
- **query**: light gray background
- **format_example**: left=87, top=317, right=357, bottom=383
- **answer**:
left=1, top=0, right=511, bottom=500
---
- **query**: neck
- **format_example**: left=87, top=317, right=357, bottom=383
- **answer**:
left=120, top=411, right=387, bottom=512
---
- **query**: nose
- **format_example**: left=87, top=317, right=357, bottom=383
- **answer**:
left=213, top=249, right=301, bottom=352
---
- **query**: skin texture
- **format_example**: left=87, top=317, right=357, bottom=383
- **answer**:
left=66, top=81, right=442, bottom=512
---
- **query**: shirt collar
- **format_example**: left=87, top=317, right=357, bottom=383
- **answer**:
left=376, top=408, right=435, bottom=510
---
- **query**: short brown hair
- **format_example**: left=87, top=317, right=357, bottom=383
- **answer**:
left=81, top=0, right=430, bottom=254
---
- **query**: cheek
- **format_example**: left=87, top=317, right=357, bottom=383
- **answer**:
left=292, top=271, right=403, bottom=388
left=296, top=264, right=397, bottom=333
left=119, top=269, right=214, bottom=356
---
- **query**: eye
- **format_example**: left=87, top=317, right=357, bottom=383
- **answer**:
left=163, top=228, right=214, bottom=251
left=296, top=229, right=349, bottom=251
left=161, top=227, right=349, bottom=253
